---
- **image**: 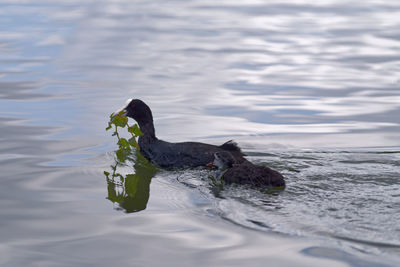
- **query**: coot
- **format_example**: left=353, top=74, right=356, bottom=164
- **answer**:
left=116, top=99, right=246, bottom=168
left=213, top=151, right=285, bottom=187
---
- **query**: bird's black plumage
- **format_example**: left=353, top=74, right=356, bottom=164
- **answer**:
left=213, top=151, right=285, bottom=187
left=122, top=99, right=245, bottom=169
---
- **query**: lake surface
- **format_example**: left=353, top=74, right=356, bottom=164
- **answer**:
left=1, top=0, right=400, bottom=266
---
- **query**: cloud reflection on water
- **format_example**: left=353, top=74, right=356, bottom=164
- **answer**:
left=37, top=0, right=399, bottom=147
left=1, top=0, right=400, bottom=148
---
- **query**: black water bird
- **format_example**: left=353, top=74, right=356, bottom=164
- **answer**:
left=116, top=99, right=246, bottom=169
left=212, top=151, right=285, bottom=187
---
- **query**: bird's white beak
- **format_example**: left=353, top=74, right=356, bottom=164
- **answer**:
left=112, top=99, right=132, bottom=117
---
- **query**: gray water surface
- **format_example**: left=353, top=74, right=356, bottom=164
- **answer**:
left=1, top=0, right=400, bottom=266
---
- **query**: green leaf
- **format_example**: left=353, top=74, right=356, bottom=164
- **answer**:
left=118, top=138, right=131, bottom=149
left=104, top=171, right=110, bottom=178
left=106, top=124, right=112, bottom=131
left=128, top=137, right=138, bottom=147
left=116, top=148, right=126, bottom=162
left=112, top=114, right=128, bottom=128
left=132, top=124, right=143, bottom=136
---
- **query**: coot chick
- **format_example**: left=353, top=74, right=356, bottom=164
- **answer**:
left=213, top=151, right=285, bottom=187
left=116, top=99, right=246, bottom=169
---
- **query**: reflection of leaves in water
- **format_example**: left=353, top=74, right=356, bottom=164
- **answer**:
left=105, top=112, right=155, bottom=213
left=105, top=151, right=157, bottom=213
left=208, top=172, right=224, bottom=198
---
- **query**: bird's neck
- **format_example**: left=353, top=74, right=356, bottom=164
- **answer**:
left=138, top=121, right=157, bottom=146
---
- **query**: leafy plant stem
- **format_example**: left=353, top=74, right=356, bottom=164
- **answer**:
left=115, top=125, right=121, bottom=141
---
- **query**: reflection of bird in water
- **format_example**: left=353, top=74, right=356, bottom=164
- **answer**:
left=114, top=99, right=246, bottom=168
left=212, top=151, right=285, bottom=188
left=105, top=151, right=157, bottom=213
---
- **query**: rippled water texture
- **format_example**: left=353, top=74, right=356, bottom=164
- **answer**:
left=1, top=0, right=400, bottom=266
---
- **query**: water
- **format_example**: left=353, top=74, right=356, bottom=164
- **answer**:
left=1, top=0, right=400, bottom=266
